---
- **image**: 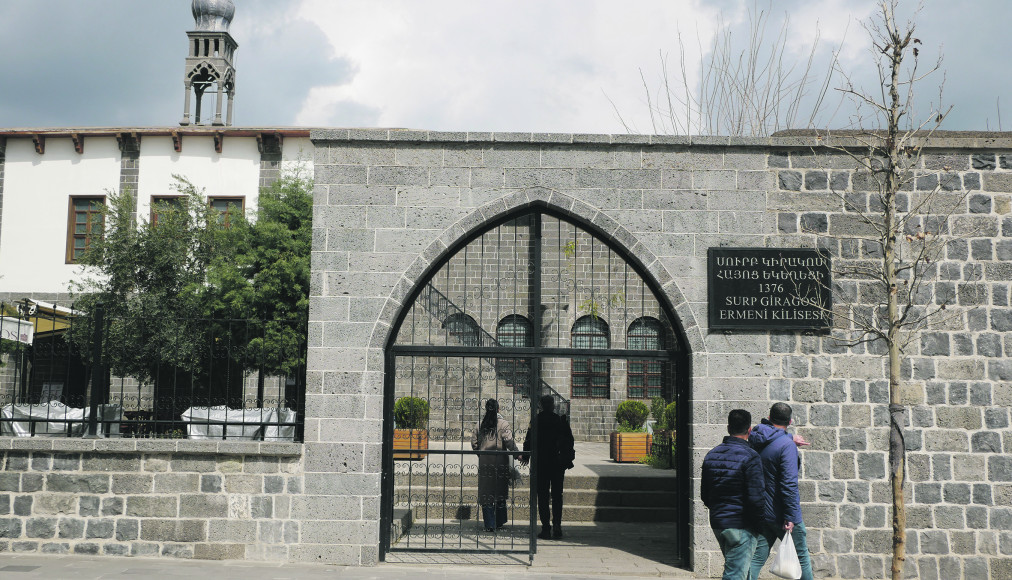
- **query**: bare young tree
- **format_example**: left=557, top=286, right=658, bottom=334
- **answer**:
left=618, top=0, right=841, bottom=136
left=809, top=2, right=957, bottom=577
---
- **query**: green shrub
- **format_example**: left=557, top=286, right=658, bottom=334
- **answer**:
left=650, top=397, right=667, bottom=429
left=394, top=397, right=430, bottom=429
left=663, top=401, right=677, bottom=431
left=615, top=400, right=650, bottom=431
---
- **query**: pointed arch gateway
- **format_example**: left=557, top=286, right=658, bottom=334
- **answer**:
left=381, top=204, right=692, bottom=565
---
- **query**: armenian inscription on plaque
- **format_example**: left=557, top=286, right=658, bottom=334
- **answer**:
left=708, top=247, right=832, bottom=330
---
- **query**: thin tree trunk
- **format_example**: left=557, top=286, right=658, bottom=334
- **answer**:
left=883, top=4, right=908, bottom=577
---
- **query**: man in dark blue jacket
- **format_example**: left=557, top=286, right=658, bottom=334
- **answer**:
left=749, top=402, right=813, bottom=580
left=701, top=409, right=765, bottom=580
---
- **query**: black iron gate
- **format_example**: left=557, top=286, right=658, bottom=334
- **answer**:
left=380, top=208, right=691, bottom=564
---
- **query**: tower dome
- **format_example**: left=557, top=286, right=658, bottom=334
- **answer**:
left=192, top=0, right=234, bottom=32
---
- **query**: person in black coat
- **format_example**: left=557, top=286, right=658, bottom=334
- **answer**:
left=701, top=409, right=765, bottom=580
left=521, top=395, right=575, bottom=539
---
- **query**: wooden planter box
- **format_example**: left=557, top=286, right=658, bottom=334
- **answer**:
left=393, top=428, right=428, bottom=460
left=610, top=431, right=652, bottom=463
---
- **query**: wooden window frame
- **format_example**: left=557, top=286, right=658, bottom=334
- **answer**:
left=150, top=195, right=184, bottom=227
left=208, top=196, right=245, bottom=228
left=66, top=196, right=105, bottom=264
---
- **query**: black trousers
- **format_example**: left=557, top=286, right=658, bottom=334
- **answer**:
left=536, top=464, right=565, bottom=529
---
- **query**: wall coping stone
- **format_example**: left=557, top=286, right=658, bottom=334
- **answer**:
left=0, top=436, right=302, bottom=457
left=310, top=128, right=1012, bottom=149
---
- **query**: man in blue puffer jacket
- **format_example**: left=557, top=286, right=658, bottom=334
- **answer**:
left=749, top=402, right=814, bottom=580
left=701, top=409, right=765, bottom=580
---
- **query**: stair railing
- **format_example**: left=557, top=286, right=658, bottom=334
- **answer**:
left=420, top=283, right=570, bottom=417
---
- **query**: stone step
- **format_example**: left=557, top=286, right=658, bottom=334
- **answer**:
left=394, top=473, right=677, bottom=492
left=394, top=487, right=676, bottom=508
left=395, top=503, right=677, bottom=523
left=394, top=473, right=679, bottom=524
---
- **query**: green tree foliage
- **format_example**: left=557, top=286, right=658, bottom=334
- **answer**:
left=650, top=396, right=667, bottom=429
left=70, top=178, right=221, bottom=384
left=70, top=170, right=312, bottom=405
left=205, top=168, right=313, bottom=377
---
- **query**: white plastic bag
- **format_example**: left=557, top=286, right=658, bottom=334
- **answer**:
left=770, top=529, right=802, bottom=579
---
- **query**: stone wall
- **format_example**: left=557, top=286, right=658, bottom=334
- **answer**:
left=3, top=130, right=1011, bottom=577
left=308, top=130, right=1012, bottom=578
left=0, top=439, right=303, bottom=560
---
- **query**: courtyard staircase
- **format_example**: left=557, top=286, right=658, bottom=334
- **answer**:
left=391, top=443, right=678, bottom=540
left=394, top=471, right=676, bottom=525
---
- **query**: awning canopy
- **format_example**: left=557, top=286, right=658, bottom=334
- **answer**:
left=0, top=300, right=81, bottom=343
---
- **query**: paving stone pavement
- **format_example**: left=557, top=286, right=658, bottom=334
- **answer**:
left=0, top=522, right=700, bottom=580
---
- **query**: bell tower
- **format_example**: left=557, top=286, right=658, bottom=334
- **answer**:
left=180, top=0, right=237, bottom=126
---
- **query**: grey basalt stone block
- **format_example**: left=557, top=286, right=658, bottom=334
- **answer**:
left=964, top=172, right=982, bottom=190
left=836, top=554, right=862, bottom=579
left=972, top=432, right=1003, bottom=453
left=800, top=212, right=828, bottom=233
left=846, top=481, right=870, bottom=504
left=0, top=474, right=18, bottom=492
left=73, top=543, right=100, bottom=555
left=25, top=518, right=56, bottom=539
left=857, top=453, right=885, bottom=480
left=40, top=542, right=69, bottom=554
left=920, top=530, right=950, bottom=555
left=140, top=519, right=206, bottom=543
left=972, top=154, right=997, bottom=170
left=86, top=519, right=114, bottom=539
left=200, top=475, right=222, bottom=494
left=817, top=481, right=846, bottom=503
left=11, top=495, right=31, bottom=517
left=804, top=170, right=828, bottom=190
left=101, top=497, right=123, bottom=517
left=46, top=474, right=109, bottom=494
left=985, top=407, right=1009, bottom=429
left=921, top=332, right=951, bottom=356
left=971, top=382, right=993, bottom=405
left=778, top=170, right=802, bottom=191
left=251, top=496, right=273, bottom=519
left=803, top=452, right=832, bottom=480
left=967, top=505, right=989, bottom=529
left=944, top=482, right=972, bottom=505
left=57, top=518, right=84, bottom=539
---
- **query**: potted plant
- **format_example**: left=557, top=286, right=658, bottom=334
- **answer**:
left=393, top=396, right=430, bottom=460
left=609, top=400, right=651, bottom=463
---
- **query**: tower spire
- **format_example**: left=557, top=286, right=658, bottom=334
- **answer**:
left=181, top=0, right=238, bottom=126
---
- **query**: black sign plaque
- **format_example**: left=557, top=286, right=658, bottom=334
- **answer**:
left=708, top=247, right=832, bottom=331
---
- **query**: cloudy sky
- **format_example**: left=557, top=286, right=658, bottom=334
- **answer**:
left=0, top=0, right=1009, bottom=134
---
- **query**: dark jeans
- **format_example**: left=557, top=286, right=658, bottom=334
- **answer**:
left=713, top=527, right=757, bottom=580
left=481, top=500, right=508, bottom=530
left=536, top=464, right=565, bottom=529
left=750, top=521, right=813, bottom=580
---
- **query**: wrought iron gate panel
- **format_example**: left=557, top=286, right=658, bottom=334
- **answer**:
left=382, top=208, right=690, bottom=564
left=388, top=355, right=534, bottom=555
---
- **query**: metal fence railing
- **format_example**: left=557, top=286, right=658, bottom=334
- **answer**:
left=0, top=300, right=305, bottom=441
left=648, top=429, right=676, bottom=469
